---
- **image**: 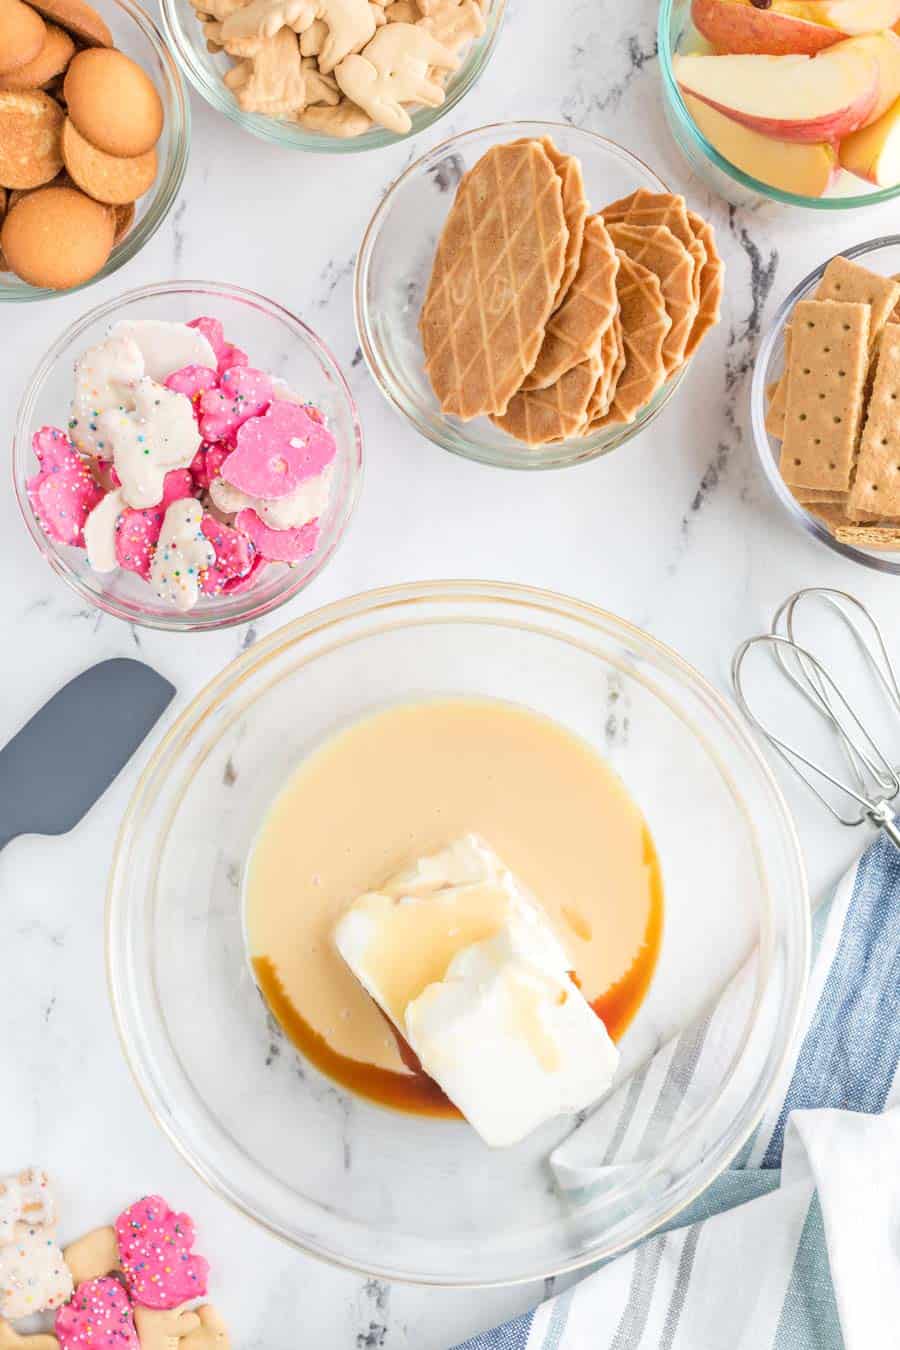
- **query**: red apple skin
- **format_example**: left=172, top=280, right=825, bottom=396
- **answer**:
left=692, top=0, right=843, bottom=55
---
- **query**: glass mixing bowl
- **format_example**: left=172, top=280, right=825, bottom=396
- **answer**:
left=659, top=0, right=900, bottom=211
left=160, top=0, right=505, bottom=153
left=0, top=0, right=190, bottom=303
left=13, top=280, right=363, bottom=630
left=107, top=582, right=809, bottom=1284
left=751, top=236, right=900, bottom=574
left=355, top=121, right=696, bottom=470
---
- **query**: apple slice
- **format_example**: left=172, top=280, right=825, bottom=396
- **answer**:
left=692, top=0, right=900, bottom=56
left=833, top=31, right=900, bottom=124
left=674, top=47, right=879, bottom=143
left=684, top=93, right=838, bottom=193
left=840, top=94, right=900, bottom=182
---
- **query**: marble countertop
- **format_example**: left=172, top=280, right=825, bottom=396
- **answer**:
left=4, top=0, right=900, bottom=1344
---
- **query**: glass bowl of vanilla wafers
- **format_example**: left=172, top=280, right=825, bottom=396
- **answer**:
left=355, top=121, right=725, bottom=470
left=752, top=239, right=900, bottom=573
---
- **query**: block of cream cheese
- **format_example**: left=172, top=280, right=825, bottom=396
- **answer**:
left=334, top=835, right=619, bottom=1146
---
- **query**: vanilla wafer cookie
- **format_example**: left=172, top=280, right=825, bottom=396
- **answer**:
left=596, top=251, right=670, bottom=428
left=779, top=300, right=870, bottom=491
left=608, top=221, right=696, bottom=375
left=846, top=323, right=900, bottom=520
left=491, top=354, right=600, bottom=445
left=522, top=214, right=618, bottom=391
left=420, top=139, right=568, bottom=420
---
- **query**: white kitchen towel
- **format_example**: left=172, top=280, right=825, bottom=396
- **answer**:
left=453, top=830, right=900, bottom=1350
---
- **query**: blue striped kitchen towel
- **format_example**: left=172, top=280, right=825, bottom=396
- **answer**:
left=454, top=831, right=900, bottom=1350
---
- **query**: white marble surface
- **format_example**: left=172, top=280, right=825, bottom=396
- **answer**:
left=3, top=0, right=900, bottom=1344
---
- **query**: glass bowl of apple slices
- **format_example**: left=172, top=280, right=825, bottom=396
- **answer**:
left=660, top=0, right=900, bottom=208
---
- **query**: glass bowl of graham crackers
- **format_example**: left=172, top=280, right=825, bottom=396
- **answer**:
left=752, top=239, right=900, bottom=572
left=354, top=121, right=725, bottom=470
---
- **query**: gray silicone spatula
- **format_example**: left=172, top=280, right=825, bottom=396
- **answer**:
left=0, top=658, right=175, bottom=850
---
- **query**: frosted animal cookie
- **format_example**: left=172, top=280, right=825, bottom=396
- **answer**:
left=235, top=510, right=319, bottom=562
left=115, top=1196, right=210, bottom=1310
left=56, top=1278, right=138, bottom=1350
left=219, top=400, right=337, bottom=499
left=197, top=365, right=273, bottom=442
left=210, top=463, right=332, bottom=530
left=62, top=1227, right=119, bottom=1287
left=26, top=428, right=104, bottom=547
left=132, top=1305, right=202, bottom=1350
left=299, top=97, right=371, bottom=135
left=334, top=23, right=456, bottom=134
left=149, top=499, right=216, bottom=611
left=0, top=1170, right=55, bottom=1245
left=0, top=1226, right=72, bottom=1319
left=110, top=320, right=217, bottom=384
left=70, top=333, right=144, bottom=455
left=83, top=487, right=126, bottom=572
left=223, top=28, right=308, bottom=118
left=115, top=470, right=193, bottom=578
left=100, top=377, right=201, bottom=509
left=0, top=1318, right=59, bottom=1349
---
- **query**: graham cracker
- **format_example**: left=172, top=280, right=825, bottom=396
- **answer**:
left=522, top=214, right=618, bottom=391
left=779, top=299, right=871, bottom=491
left=420, top=140, right=568, bottom=420
left=491, top=354, right=600, bottom=446
left=608, top=221, right=697, bottom=375
left=846, top=323, right=900, bottom=519
left=791, top=487, right=847, bottom=504
left=769, top=256, right=900, bottom=419
left=595, top=250, right=670, bottom=428
left=684, top=211, right=723, bottom=361
left=833, top=522, right=900, bottom=551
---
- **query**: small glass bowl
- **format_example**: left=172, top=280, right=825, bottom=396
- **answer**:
left=355, top=121, right=694, bottom=471
left=751, top=236, right=900, bottom=574
left=160, top=0, right=505, bottom=153
left=13, top=280, right=363, bottom=630
left=0, top=0, right=190, bottom=303
left=107, top=581, right=809, bottom=1284
left=659, top=0, right=900, bottom=212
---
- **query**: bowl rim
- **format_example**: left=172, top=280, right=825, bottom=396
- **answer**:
left=159, top=0, right=506, bottom=154
left=354, top=119, right=691, bottom=472
left=12, top=278, right=365, bottom=629
left=0, top=0, right=191, bottom=303
left=106, top=579, right=811, bottom=1285
left=657, top=0, right=900, bottom=212
left=750, top=235, right=900, bottom=574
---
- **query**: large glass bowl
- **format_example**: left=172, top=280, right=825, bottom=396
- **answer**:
left=106, top=582, right=809, bottom=1284
left=659, top=0, right=900, bottom=211
left=0, top=0, right=189, bottom=303
left=355, top=121, right=696, bottom=471
left=160, top=0, right=505, bottom=153
left=13, top=280, right=363, bottom=630
left=750, top=236, right=900, bottom=574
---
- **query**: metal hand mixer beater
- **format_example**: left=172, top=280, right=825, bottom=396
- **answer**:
left=732, top=587, right=900, bottom=852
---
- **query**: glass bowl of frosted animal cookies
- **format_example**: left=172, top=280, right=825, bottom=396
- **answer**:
left=160, top=0, right=505, bottom=151
left=12, top=280, right=363, bottom=630
left=752, top=239, right=900, bottom=573
left=354, top=121, right=725, bottom=470
left=0, top=0, right=189, bottom=301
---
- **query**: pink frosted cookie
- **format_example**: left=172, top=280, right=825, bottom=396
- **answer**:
left=115, top=470, right=193, bottom=579
left=164, top=365, right=219, bottom=411
left=115, top=1197, right=209, bottom=1310
left=188, top=317, right=248, bottom=378
left=189, top=443, right=231, bottom=493
left=56, top=1277, right=138, bottom=1348
left=236, top=510, right=320, bottom=563
left=222, top=403, right=336, bottom=500
left=200, top=515, right=255, bottom=595
left=26, top=428, right=103, bottom=547
left=198, top=367, right=273, bottom=444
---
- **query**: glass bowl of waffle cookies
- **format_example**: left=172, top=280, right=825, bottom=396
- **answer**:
left=354, top=121, right=725, bottom=470
left=161, top=0, right=505, bottom=151
left=752, top=239, right=900, bottom=573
